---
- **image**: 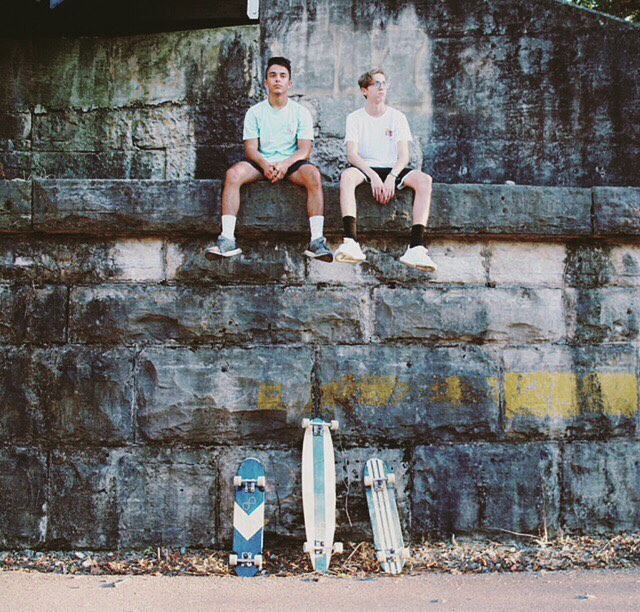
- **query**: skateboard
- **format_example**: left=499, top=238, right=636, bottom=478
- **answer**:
left=301, top=417, right=343, bottom=572
left=363, top=458, right=410, bottom=574
left=230, top=458, right=266, bottom=577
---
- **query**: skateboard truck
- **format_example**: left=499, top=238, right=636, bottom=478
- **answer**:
left=229, top=552, right=263, bottom=570
left=233, top=475, right=266, bottom=492
left=301, top=418, right=339, bottom=436
left=363, top=472, right=396, bottom=492
left=303, top=541, right=343, bottom=556
left=376, top=548, right=410, bottom=563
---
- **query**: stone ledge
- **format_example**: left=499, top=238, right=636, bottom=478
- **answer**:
left=1, top=179, right=630, bottom=237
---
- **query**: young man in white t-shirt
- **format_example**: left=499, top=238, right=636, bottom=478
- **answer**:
left=335, top=69, right=437, bottom=272
left=205, top=57, right=333, bottom=262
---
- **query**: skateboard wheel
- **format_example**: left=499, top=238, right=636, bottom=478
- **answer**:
left=402, top=547, right=411, bottom=559
left=301, top=418, right=311, bottom=429
left=229, top=554, right=238, bottom=567
left=233, top=475, right=243, bottom=487
left=363, top=475, right=373, bottom=487
left=254, top=554, right=263, bottom=569
left=257, top=476, right=266, bottom=489
left=333, top=542, right=343, bottom=554
left=303, top=542, right=312, bottom=554
left=376, top=551, right=387, bottom=563
left=387, top=473, right=396, bottom=485
left=330, top=420, right=339, bottom=431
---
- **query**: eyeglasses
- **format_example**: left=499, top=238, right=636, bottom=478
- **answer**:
left=370, top=81, right=390, bottom=90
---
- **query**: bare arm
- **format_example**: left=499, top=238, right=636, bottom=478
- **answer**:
left=380, top=140, right=410, bottom=203
left=346, top=141, right=379, bottom=182
left=391, top=140, right=410, bottom=176
left=244, top=138, right=270, bottom=171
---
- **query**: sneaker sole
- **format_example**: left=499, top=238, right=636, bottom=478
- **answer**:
left=399, top=257, right=437, bottom=272
left=335, top=252, right=366, bottom=264
left=304, top=250, right=334, bottom=263
left=204, top=248, right=242, bottom=260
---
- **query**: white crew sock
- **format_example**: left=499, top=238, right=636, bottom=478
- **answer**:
left=221, top=215, right=237, bottom=240
left=309, top=215, right=324, bottom=241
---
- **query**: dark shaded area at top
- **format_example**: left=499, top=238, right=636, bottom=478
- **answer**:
left=1, top=0, right=257, bottom=36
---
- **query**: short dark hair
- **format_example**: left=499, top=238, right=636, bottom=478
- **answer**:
left=265, top=57, right=292, bottom=79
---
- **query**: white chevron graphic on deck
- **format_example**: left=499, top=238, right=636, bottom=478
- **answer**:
left=233, top=502, right=263, bottom=541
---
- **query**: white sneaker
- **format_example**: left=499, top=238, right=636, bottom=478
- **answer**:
left=399, top=245, right=437, bottom=272
left=334, top=238, right=366, bottom=264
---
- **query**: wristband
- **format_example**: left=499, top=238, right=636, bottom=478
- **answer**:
left=390, top=171, right=399, bottom=178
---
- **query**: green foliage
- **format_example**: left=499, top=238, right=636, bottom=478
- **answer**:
left=568, top=0, right=640, bottom=23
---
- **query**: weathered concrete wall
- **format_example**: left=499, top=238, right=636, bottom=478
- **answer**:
left=0, top=0, right=639, bottom=550
left=1, top=1, right=639, bottom=186
left=0, top=27, right=261, bottom=181
left=0, top=179, right=639, bottom=548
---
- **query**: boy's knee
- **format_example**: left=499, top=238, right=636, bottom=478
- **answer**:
left=419, top=172, right=433, bottom=188
left=225, top=165, right=243, bottom=185
left=340, top=168, right=360, bottom=187
left=303, top=166, right=323, bottom=189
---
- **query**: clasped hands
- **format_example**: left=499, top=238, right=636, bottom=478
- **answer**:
left=370, top=174, right=396, bottom=203
left=264, top=161, right=290, bottom=183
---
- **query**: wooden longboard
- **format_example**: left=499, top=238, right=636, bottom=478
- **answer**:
left=301, top=418, right=343, bottom=572
left=230, top=458, right=266, bottom=577
left=363, top=458, right=409, bottom=574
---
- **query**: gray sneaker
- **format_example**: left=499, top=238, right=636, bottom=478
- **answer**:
left=204, top=235, right=242, bottom=260
left=304, top=237, right=334, bottom=263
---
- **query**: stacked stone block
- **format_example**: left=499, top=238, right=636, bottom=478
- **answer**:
left=0, top=179, right=638, bottom=549
left=0, top=0, right=638, bottom=550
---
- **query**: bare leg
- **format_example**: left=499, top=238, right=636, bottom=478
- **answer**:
left=401, top=170, right=433, bottom=226
left=287, top=163, right=324, bottom=216
left=221, top=161, right=264, bottom=216
left=339, top=167, right=366, bottom=218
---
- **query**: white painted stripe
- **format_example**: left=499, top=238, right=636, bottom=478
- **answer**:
left=324, top=425, right=336, bottom=549
left=379, top=461, right=401, bottom=574
left=374, top=459, right=401, bottom=574
left=233, top=502, right=263, bottom=541
left=302, top=426, right=315, bottom=548
left=371, top=460, right=391, bottom=570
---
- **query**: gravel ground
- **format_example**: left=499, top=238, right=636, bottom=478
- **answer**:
left=1, top=533, right=639, bottom=577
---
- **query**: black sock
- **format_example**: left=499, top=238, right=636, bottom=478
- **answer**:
left=343, top=216, right=357, bottom=241
left=410, top=224, right=426, bottom=248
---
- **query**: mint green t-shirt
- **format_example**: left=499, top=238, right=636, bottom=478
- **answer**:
left=242, top=99, right=314, bottom=162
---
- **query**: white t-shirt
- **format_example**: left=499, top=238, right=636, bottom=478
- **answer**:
left=344, top=106, right=412, bottom=167
left=243, top=99, right=314, bottom=163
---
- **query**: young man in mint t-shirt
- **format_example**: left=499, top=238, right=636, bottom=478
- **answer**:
left=205, top=57, right=333, bottom=262
left=336, top=69, right=437, bottom=272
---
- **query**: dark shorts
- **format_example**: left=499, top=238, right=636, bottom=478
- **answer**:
left=247, top=159, right=311, bottom=178
left=351, top=166, right=414, bottom=190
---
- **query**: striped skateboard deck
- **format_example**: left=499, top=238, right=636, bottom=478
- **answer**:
left=301, top=417, right=343, bottom=572
left=363, top=458, right=409, bottom=574
left=230, top=458, right=266, bottom=577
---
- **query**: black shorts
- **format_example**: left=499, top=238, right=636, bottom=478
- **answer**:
left=352, top=166, right=414, bottom=189
left=247, top=159, right=311, bottom=178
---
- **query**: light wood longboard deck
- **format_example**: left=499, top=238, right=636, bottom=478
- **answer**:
left=231, top=458, right=266, bottom=577
left=364, top=458, right=408, bottom=575
left=301, top=418, right=341, bottom=572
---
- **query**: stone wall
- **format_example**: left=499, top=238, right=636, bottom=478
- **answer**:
left=0, top=179, right=639, bottom=548
left=1, top=1, right=639, bottom=186
left=0, top=0, right=639, bottom=550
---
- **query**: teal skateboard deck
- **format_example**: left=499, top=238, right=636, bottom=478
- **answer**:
left=230, top=458, right=266, bottom=577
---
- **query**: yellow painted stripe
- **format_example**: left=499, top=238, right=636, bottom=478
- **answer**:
left=505, top=371, right=638, bottom=419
